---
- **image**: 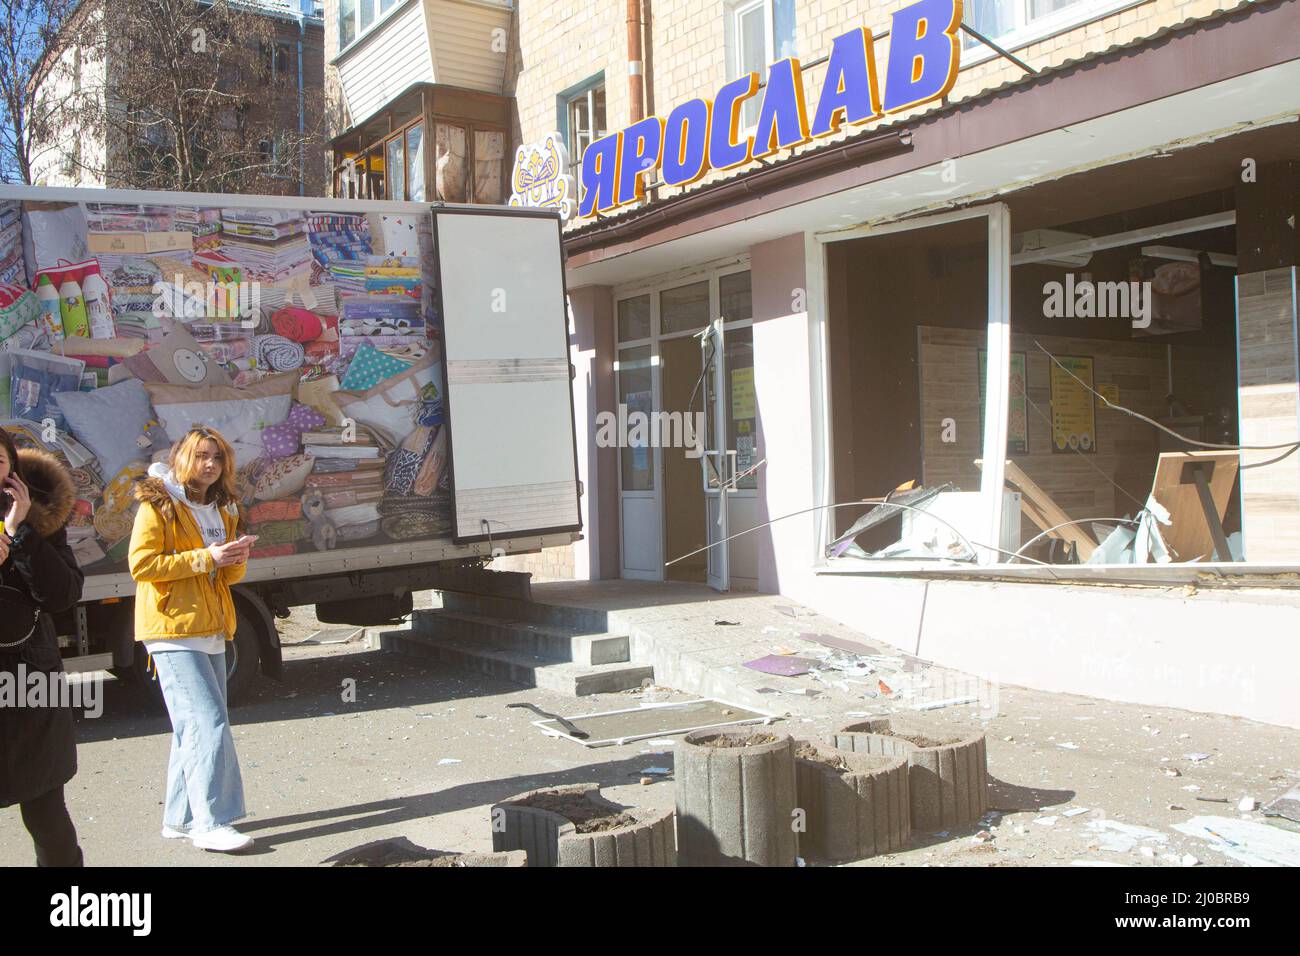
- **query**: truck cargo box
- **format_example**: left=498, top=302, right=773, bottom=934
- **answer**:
left=0, top=186, right=582, bottom=604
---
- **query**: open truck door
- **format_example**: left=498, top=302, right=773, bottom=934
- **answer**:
left=431, top=208, right=582, bottom=545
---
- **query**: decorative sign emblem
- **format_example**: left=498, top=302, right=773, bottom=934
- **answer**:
left=509, top=133, right=575, bottom=220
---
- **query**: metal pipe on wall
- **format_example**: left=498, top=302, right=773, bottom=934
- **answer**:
left=627, top=0, right=644, bottom=124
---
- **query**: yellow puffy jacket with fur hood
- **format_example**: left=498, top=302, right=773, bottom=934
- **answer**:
left=128, top=474, right=246, bottom=642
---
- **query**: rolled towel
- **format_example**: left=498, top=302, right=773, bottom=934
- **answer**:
left=270, top=306, right=324, bottom=342
left=253, top=333, right=306, bottom=372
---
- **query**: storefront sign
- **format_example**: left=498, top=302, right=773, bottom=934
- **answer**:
left=509, top=133, right=576, bottom=220
left=1050, top=355, right=1096, bottom=453
left=578, top=0, right=964, bottom=218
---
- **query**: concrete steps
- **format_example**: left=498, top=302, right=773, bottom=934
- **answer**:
left=380, top=591, right=650, bottom=697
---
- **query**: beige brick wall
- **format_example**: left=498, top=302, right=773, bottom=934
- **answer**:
left=489, top=544, right=577, bottom=581
left=508, top=0, right=1238, bottom=218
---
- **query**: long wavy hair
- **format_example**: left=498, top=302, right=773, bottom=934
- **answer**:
left=170, top=427, right=239, bottom=507
left=0, top=428, right=23, bottom=484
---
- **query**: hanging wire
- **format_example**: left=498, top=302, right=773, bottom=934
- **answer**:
left=1012, top=516, right=1143, bottom=561
left=664, top=499, right=1059, bottom=572
left=1015, top=375, right=1148, bottom=512
left=1035, top=342, right=1300, bottom=452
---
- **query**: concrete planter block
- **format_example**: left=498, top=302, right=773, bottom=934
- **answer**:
left=833, top=720, right=989, bottom=832
left=491, top=783, right=676, bottom=867
left=793, top=740, right=910, bottom=862
left=676, top=729, right=799, bottom=867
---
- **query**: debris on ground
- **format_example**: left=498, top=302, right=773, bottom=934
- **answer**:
left=1263, top=784, right=1300, bottom=824
left=744, top=654, right=818, bottom=677
left=1172, top=816, right=1300, bottom=867
left=1086, top=819, right=1169, bottom=853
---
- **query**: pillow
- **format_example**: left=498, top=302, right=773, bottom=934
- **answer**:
left=338, top=341, right=412, bottom=391
left=147, top=370, right=297, bottom=467
left=336, top=353, right=440, bottom=446
left=253, top=452, right=315, bottom=501
left=142, top=325, right=233, bottom=386
left=52, top=379, right=153, bottom=483
left=0, top=284, right=39, bottom=340
left=261, top=402, right=326, bottom=459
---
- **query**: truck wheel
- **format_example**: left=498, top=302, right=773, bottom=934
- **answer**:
left=130, top=609, right=263, bottom=709
left=224, top=605, right=262, bottom=705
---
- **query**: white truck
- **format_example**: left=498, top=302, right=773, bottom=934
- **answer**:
left=0, top=185, right=582, bottom=702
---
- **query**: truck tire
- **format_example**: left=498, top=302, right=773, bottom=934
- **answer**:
left=130, top=607, right=263, bottom=708
left=224, top=604, right=262, bottom=705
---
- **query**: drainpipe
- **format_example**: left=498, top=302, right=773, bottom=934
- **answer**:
left=296, top=12, right=306, bottom=196
left=626, top=0, right=644, bottom=123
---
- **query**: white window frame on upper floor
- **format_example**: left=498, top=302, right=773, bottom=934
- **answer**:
left=337, top=0, right=515, bottom=58
left=961, top=0, right=1150, bottom=67
left=724, top=0, right=797, bottom=134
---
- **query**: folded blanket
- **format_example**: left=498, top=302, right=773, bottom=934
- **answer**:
left=335, top=519, right=381, bottom=541
left=248, top=499, right=303, bottom=523
left=382, top=511, right=449, bottom=541
left=250, top=543, right=296, bottom=560
left=325, top=502, right=381, bottom=528
left=250, top=518, right=307, bottom=545
left=305, top=470, right=385, bottom=489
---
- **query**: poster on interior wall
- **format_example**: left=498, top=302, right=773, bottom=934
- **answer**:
left=1049, top=355, right=1096, bottom=453
left=1130, top=256, right=1204, bottom=337
left=978, top=350, right=1028, bottom=455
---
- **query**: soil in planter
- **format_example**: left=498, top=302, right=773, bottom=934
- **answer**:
left=510, top=790, right=639, bottom=833
left=794, top=742, right=852, bottom=773
left=885, top=732, right=963, bottom=749
left=695, top=731, right=781, bottom=749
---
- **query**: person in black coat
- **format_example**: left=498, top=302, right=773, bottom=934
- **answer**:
left=0, top=430, right=85, bottom=866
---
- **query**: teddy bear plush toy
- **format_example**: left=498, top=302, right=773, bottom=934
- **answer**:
left=300, top=488, right=337, bottom=552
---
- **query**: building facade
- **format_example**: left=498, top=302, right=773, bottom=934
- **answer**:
left=31, top=0, right=327, bottom=196
left=508, top=0, right=1300, bottom=727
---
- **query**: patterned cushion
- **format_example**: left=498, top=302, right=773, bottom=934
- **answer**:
left=338, top=341, right=412, bottom=391
left=253, top=452, right=315, bottom=501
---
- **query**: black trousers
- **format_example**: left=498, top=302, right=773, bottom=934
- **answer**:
left=19, top=785, right=82, bottom=867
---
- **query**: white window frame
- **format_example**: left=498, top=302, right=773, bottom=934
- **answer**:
left=565, top=83, right=606, bottom=180
left=337, top=0, right=409, bottom=57
left=961, top=0, right=1148, bottom=67
left=725, top=0, right=795, bottom=134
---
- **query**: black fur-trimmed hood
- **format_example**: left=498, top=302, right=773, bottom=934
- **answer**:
left=16, top=447, right=77, bottom=538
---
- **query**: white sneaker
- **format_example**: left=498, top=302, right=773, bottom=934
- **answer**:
left=191, top=825, right=254, bottom=853
left=160, top=826, right=188, bottom=840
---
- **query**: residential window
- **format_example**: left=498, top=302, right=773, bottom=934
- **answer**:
left=274, top=43, right=294, bottom=79
left=961, top=0, right=1131, bottom=52
left=565, top=83, right=606, bottom=180
left=407, top=122, right=425, bottom=202
left=386, top=134, right=405, bottom=201
left=339, top=0, right=403, bottom=53
left=727, top=0, right=796, bottom=130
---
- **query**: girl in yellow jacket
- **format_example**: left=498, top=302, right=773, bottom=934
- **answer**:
left=129, top=427, right=258, bottom=853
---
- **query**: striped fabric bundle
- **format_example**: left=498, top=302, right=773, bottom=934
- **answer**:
left=248, top=499, right=303, bottom=524
left=252, top=334, right=306, bottom=371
